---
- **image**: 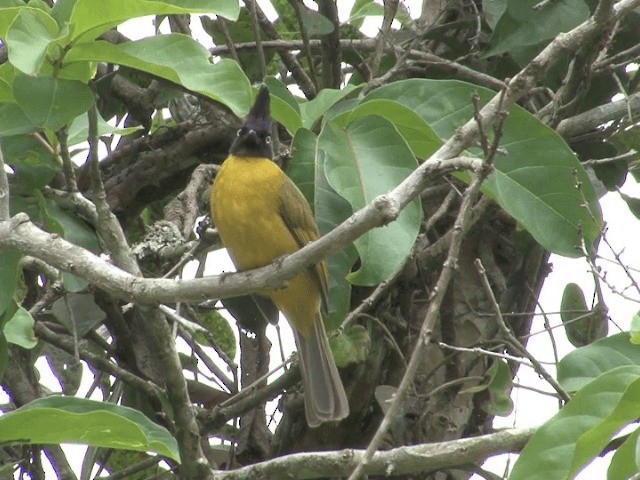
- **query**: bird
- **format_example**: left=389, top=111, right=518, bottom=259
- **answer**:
left=210, top=85, right=349, bottom=427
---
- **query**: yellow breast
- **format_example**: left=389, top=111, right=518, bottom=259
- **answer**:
left=211, top=155, right=300, bottom=271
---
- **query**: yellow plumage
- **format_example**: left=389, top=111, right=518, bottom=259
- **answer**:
left=210, top=85, right=348, bottom=427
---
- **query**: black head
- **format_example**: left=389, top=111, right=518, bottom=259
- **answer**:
left=229, top=85, right=273, bottom=159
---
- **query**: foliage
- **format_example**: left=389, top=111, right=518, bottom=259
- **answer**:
left=0, top=0, right=639, bottom=479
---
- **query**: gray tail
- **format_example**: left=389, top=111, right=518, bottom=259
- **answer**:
left=295, top=319, right=349, bottom=427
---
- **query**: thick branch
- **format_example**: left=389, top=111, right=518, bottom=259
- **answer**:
left=209, top=427, right=534, bottom=479
left=0, top=157, right=482, bottom=305
left=211, top=39, right=505, bottom=91
left=557, top=91, right=640, bottom=139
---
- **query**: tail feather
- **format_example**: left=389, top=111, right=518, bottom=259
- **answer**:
left=295, top=318, right=349, bottom=427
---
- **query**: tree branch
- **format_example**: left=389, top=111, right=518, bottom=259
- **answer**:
left=0, top=157, right=481, bottom=305
left=211, top=39, right=505, bottom=91
left=208, top=427, right=534, bottom=479
left=556, top=91, right=640, bottom=139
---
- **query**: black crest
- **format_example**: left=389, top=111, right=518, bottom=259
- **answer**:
left=229, top=85, right=273, bottom=159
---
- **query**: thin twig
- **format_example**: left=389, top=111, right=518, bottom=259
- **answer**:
left=87, top=104, right=140, bottom=276
left=438, top=342, right=535, bottom=368
left=289, top=0, right=319, bottom=90
left=244, top=0, right=267, bottom=79
left=371, top=0, right=399, bottom=78
left=582, top=149, right=638, bottom=166
left=216, top=17, right=241, bottom=64
left=475, top=259, right=571, bottom=403
left=56, top=127, right=78, bottom=192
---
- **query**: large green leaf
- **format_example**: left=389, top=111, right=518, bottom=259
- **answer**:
left=68, top=0, right=240, bottom=42
left=0, top=103, right=34, bottom=137
left=333, top=99, right=442, bottom=159
left=5, top=7, right=58, bottom=75
left=319, top=116, right=421, bottom=286
left=569, top=377, right=640, bottom=478
left=300, top=85, right=361, bottom=130
left=287, top=128, right=357, bottom=329
left=557, top=333, right=640, bottom=392
left=0, top=6, right=21, bottom=38
left=12, top=75, right=94, bottom=132
left=264, top=76, right=302, bottom=133
left=510, top=365, right=640, bottom=480
left=67, top=113, right=142, bottom=146
left=0, top=396, right=180, bottom=461
left=607, top=427, right=640, bottom=480
left=65, top=34, right=252, bottom=116
left=486, top=0, right=590, bottom=56
left=365, top=79, right=603, bottom=258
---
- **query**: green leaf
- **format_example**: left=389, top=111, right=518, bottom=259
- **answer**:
left=607, top=427, right=640, bottom=480
left=569, top=374, right=640, bottom=478
left=68, top=0, right=240, bottom=42
left=12, top=75, right=94, bottom=132
left=300, top=85, right=361, bottom=130
left=464, top=359, right=513, bottom=416
left=557, top=333, right=640, bottom=392
left=265, top=76, right=302, bottom=134
left=6, top=7, right=58, bottom=75
left=482, top=0, right=507, bottom=30
left=51, top=293, right=106, bottom=337
left=560, top=283, right=608, bottom=347
left=0, top=6, right=21, bottom=38
left=334, top=99, right=442, bottom=159
left=38, top=194, right=99, bottom=253
left=298, top=5, right=334, bottom=36
left=349, top=0, right=384, bottom=29
left=193, top=309, right=236, bottom=359
left=287, top=128, right=357, bottom=330
left=3, top=305, right=37, bottom=349
left=2, top=135, right=59, bottom=190
left=42, top=344, right=82, bottom=396
left=65, top=35, right=252, bottom=116
left=619, top=190, right=640, bottom=220
left=0, top=396, right=180, bottom=461
left=201, top=8, right=274, bottom=83
left=61, top=273, right=89, bottom=293
left=0, top=334, right=7, bottom=382
left=631, top=311, right=640, bottom=345
left=486, top=0, right=590, bottom=56
left=329, top=325, right=371, bottom=368
left=0, top=103, right=34, bottom=137
left=510, top=365, right=640, bottom=480
left=319, top=116, right=421, bottom=286
left=365, top=79, right=603, bottom=258
left=0, top=61, right=17, bottom=103
left=0, top=250, right=22, bottom=317
left=67, top=112, right=143, bottom=146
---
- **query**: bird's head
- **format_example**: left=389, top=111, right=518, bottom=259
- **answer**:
left=229, top=85, right=273, bottom=159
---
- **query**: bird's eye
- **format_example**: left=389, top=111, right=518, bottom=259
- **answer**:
left=236, top=128, right=243, bottom=136
left=265, top=135, right=271, bottom=144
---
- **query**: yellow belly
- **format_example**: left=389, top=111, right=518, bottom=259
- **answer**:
left=211, top=155, right=320, bottom=337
